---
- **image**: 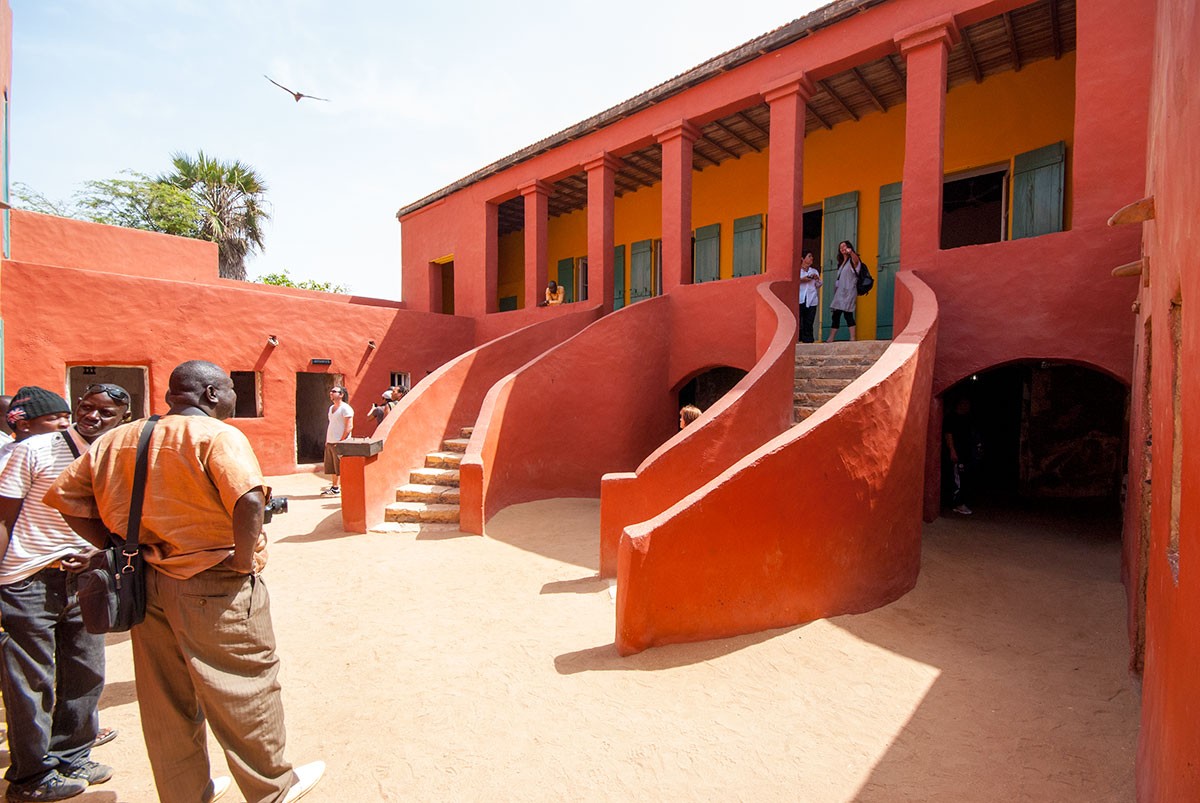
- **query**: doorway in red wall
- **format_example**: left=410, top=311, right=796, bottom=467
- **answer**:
left=67, top=365, right=148, bottom=420
left=295, top=372, right=343, bottom=463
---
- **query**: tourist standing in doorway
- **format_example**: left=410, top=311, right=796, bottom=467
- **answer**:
left=798, top=251, right=821, bottom=343
left=322, top=386, right=354, bottom=496
left=825, top=240, right=862, bottom=342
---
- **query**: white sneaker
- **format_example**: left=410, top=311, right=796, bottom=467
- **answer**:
left=210, top=776, right=232, bottom=802
left=284, top=761, right=326, bottom=803
left=953, top=504, right=973, bottom=515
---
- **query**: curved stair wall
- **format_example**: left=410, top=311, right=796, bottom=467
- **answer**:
left=461, top=278, right=775, bottom=534
left=615, top=272, right=939, bottom=655
left=339, top=305, right=599, bottom=532
left=599, top=280, right=797, bottom=576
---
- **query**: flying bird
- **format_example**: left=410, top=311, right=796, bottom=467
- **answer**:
left=264, top=75, right=330, bottom=103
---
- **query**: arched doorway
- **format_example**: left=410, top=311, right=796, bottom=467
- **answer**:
left=941, top=361, right=1129, bottom=513
left=677, top=366, right=747, bottom=413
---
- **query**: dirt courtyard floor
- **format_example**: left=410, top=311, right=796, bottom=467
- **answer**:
left=3, top=472, right=1139, bottom=801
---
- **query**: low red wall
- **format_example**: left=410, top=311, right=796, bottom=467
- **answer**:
left=10, top=210, right=218, bottom=283
left=599, top=279, right=796, bottom=576
left=465, top=295, right=677, bottom=528
left=340, top=304, right=599, bottom=533
left=1134, top=0, right=1200, bottom=797
left=0, top=260, right=472, bottom=474
left=615, top=271, right=938, bottom=655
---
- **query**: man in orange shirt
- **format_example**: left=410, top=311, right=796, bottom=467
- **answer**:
left=45, top=361, right=323, bottom=803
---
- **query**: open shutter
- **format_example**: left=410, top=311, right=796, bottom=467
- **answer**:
left=1012, top=141, right=1065, bottom=239
left=876, top=182, right=902, bottom=339
left=630, top=240, right=653, bottom=303
left=732, top=215, right=764, bottom=277
left=693, top=224, right=720, bottom=283
left=613, top=245, right=626, bottom=310
left=821, top=191, right=859, bottom=341
left=556, top=257, right=575, bottom=303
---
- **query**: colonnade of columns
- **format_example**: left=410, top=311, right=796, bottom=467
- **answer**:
left=482, top=15, right=960, bottom=317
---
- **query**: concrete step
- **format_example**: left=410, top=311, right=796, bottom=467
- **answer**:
left=385, top=502, right=461, bottom=524
left=396, top=483, right=461, bottom=504
left=459, top=426, right=474, bottom=439
left=442, top=438, right=470, bottom=453
left=794, top=406, right=819, bottom=423
left=410, top=467, right=460, bottom=486
left=425, top=451, right=463, bottom=469
left=794, top=365, right=866, bottom=381
left=793, top=391, right=839, bottom=407
left=794, top=377, right=855, bottom=392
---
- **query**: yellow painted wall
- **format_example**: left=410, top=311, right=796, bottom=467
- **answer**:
left=498, top=231, right=524, bottom=307
left=509, top=53, right=1076, bottom=332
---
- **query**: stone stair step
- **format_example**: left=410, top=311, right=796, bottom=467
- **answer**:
left=442, top=438, right=470, bottom=453
left=410, top=467, right=460, bottom=486
left=794, top=377, right=855, bottom=392
left=793, top=391, right=839, bottom=406
left=459, top=426, right=474, bottom=439
left=396, top=483, right=460, bottom=504
left=385, top=502, right=461, bottom=524
left=794, top=365, right=866, bottom=381
left=425, top=451, right=463, bottom=469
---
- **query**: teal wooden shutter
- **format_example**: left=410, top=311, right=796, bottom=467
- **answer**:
left=578, top=257, right=588, bottom=301
left=821, top=191, right=859, bottom=341
left=613, top=245, right=626, bottom=310
left=693, top=224, right=720, bottom=283
left=556, top=257, right=575, bottom=303
left=732, top=215, right=763, bottom=277
left=876, top=182, right=902, bottom=340
left=630, top=240, right=652, bottom=303
left=498, top=295, right=518, bottom=311
left=1012, top=141, right=1065, bottom=239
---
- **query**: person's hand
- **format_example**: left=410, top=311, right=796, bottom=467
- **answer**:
left=61, top=548, right=100, bottom=574
left=252, top=531, right=269, bottom=574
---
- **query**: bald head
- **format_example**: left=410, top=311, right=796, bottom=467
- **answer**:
left=166, top=360, right=236, bottom=419
left=0, top=395, right=11, bottom=436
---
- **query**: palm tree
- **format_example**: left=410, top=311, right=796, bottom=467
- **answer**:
left=161, top=151, right=270, bottom=280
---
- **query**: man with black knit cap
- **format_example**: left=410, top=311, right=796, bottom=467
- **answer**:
left=0, top=385, right=130, bottom=802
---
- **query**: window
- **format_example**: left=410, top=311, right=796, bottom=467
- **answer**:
left=942, top=167, right=1007, bottom=249
left=1011, top=141, right=1066, bottom=239
left=732, top=215, right=763, bottom=277
left=630, top=240, right=653, bottom=303
left=498, top=295, right=518, bottom=311
left=693, top=224, right=720, bottom=283
left=613, top=245, right=626, bottom=310
left=230, top=371, right=262, bottom=418
left=390, top=371, right=411, bottom=392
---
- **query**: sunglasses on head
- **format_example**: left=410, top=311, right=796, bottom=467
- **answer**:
left=83, top=383, right=130, bottom=403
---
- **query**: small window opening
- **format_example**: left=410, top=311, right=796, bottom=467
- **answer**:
left=231, top=371, right=262, bottom=418
left=941, top=168, right=1008, bottom=249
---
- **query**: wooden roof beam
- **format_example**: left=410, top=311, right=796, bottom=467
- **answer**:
left=699, top=131, right=740, bottom=161
left=850, top=67, right=887, bottom=112
left=817, top=80, right=859, bottom=122
left=961, top=29, right=984, bottom=83
left=808, top=106, right=834, bottom=130
left=735, top=110, right=769, bottom=140
left=712, top=119, right=761, bottom=152
left=692, top=141, right=723, bottom=168
left=624, top=152, right=664, bottom=181
left=1048, top=0, right=1062, bottom=59
left=1002, top=12, right=1022, bottom=71
left=882, top=54, right=906, bottom=91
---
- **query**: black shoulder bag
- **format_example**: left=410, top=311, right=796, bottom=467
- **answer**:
left=856, top=262, right=875, bottom=296
left=76, top=416, right=159, bottom=635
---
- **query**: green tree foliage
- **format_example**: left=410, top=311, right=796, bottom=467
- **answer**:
left=11, top=182, right=75, bottom=218
left=256, top=269, right=348, bottom=294
left=160, top=151, right=270, bottom=280
left=76, top=171, right=201, bottom=237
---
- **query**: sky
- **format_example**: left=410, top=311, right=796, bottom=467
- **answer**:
left=11, top=0, right=826, bottom=300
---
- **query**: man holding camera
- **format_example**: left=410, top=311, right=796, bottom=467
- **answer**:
left=45, top=361, right=323, bottom=803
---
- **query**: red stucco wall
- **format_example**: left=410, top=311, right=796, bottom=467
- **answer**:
left=1133, top=0, right=1200, bottom=797
left=599, top=279, right=796, bottom=576
left=615, top=272, right=937, bottom=654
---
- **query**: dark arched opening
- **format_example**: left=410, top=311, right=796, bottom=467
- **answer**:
left=942, top=361, right=1129, bottom=515
left=677, top=366, right=747, bottom=412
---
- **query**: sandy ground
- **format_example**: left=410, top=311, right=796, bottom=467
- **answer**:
left=2, top=473, right=1138, bottom=802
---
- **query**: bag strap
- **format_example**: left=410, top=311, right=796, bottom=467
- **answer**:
left=123, top=416, right=161, bottom=553
left=61, top=430, right=83, bottom=460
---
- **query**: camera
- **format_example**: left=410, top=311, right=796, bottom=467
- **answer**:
left=263, top=496, right=288, bottom=524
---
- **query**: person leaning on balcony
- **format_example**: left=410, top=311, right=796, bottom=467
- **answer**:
left=797, top=251, right=822, bottom=343
left=825, top=240, right=862, bottom=342
left=538, top=280, right=564, bottom=306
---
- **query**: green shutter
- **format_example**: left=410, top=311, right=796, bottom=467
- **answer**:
left=613, top=245, right=626, bottom=310
left=693, top=223, right=720, bottom=283
left=556, top=257, right=575, bottom=303
left=630, top=240, right=652, bottom=303
left=732, top=215, right=763, bottom=277
left=821, top=191, right=859, bottom=341
left=876, top=182, right=902, bottom=339
left=498, top=295, right=518, bottom=312
left=1012, top=141, right=1065, bottom=239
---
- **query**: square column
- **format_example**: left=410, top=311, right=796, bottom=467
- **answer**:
left=655, top=120, right=701, bottom=295
left=764, top=74, right=817, bottom=283
left=520, top=179, right=552, bottom=308
left=895, top=16, right=960, bottom=265
left=585, top=153, right=623, bottom=314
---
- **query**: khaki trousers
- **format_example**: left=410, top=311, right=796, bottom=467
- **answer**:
left=132, top=565, right=294, bottom=803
